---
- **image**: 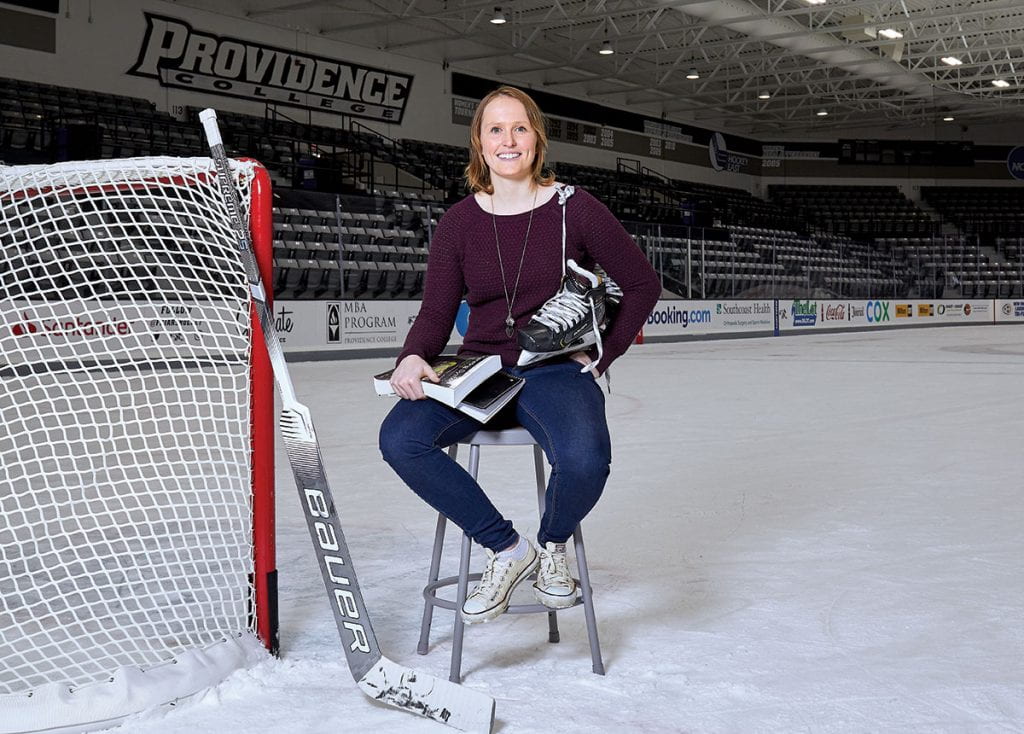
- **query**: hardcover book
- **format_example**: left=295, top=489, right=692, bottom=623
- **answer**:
left=373, top=354, right=524, bottom=423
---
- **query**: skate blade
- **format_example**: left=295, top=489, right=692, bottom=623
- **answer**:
left=516, top=333, right=596, bottom=366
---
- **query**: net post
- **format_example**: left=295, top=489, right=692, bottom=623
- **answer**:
left=249, top=161, right=279, bottom=655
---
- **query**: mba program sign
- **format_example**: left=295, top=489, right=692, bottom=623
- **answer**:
left=129, top=13, right=414, bottom=122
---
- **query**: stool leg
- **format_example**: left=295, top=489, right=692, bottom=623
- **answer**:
left=572, top=525, right=606, bottom=675
left=450, top=530, right=471, bottom=683
left=417, top=512, right=448, bottom=655
left=547, top=611, right=560, bottom=643
left=533, top=444, right=561, bottom=644
left=449, top=443, right=479, bottom=683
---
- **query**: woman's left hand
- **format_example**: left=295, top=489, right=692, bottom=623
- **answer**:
left=570, top=351, right=600, bottom=379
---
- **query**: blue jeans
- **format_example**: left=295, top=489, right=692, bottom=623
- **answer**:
left=379, top=358, right=611, bottom=551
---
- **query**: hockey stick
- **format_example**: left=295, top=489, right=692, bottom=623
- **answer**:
left=199, top=108, right=495, bottom=734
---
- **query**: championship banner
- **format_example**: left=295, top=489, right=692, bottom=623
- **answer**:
left=129, top=13, right=414, bottom=122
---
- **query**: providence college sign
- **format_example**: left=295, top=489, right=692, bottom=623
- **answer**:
left=129, top=13, right=414, bottom=122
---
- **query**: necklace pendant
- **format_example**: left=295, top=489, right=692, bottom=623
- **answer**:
left=505, top=315, right=515, bottom=337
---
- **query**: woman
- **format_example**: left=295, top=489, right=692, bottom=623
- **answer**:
left=379, top=86, right=660, bottom=624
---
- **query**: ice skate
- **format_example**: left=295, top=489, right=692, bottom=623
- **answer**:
left=516, top=259, right=619, bottom=368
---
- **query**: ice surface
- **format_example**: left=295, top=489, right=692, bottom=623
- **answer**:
left=113, top=325, right=1024, bottom=734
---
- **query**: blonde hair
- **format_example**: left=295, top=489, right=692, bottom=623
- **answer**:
left=464, top=85, right=555, bottom=194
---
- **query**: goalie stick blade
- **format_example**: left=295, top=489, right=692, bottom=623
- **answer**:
left=359, top=658, right=495, bottom=734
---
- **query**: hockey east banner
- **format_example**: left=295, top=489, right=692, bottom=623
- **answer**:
left=128, top=13, right=414, bottom=122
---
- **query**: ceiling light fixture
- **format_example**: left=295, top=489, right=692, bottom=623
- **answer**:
left=942, top=115, right=955, bottom=121
left=758, top=90, right=772, bottom=99
left=992, top=79, right=1010, bottom=88
left=803, top=0, right=826, bottom=5
left=878, top=28, right=904, bottom=40
left=686, top=67, right=700, bottom=80
left=489, top=7, right=507, bottom=24
left=816, top=108, right=829, bottom=117
left=941, top=56, right=963, bottom=66
left=598, top=39, right=614, bottom=55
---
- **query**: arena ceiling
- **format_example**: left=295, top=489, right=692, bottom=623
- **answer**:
left=183, top=0, right=1024, bottom=135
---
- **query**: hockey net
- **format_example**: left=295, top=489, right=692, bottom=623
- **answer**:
left=0, top=157, right=276, bottom=734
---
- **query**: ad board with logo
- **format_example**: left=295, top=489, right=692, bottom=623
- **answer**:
left=271, top=300, right=463, bottom=354
left=995, top=299, right=1024, bottom=322
left=1, top=300, right=252, bottom=365
left=642, top=300, right=774, bottom=338
left=777, top=299, right=993, bottom=331
left=111, top=298, right=1015, bottom=356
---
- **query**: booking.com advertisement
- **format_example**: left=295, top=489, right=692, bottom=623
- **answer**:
left=641, top=300, right=774, bottom=337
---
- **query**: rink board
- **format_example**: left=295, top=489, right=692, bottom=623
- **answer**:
left=260, top=298, right=1020, bottom=355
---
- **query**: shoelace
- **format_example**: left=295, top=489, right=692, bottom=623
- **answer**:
left=474, top=551, right=514, bottom=600
left=539, top=548, right=571, bottom=586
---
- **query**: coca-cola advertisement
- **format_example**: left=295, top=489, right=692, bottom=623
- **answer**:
left=821, top=303, right=846, bottom=322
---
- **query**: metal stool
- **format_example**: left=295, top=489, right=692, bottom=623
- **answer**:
left=417, top=426, right=605, bottom=682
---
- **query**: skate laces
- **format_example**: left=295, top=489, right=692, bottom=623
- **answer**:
left=597, top=266, right=623, bottom=303
left=531, top=282, right=593, bottom=331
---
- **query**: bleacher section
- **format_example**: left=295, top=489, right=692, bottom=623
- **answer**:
left=270, top=190, right=442, bottom=299
left=876, top=235, right=1024, bottom=298
left=3, top=76, right=1022, bottom=302
left=922, top=186, right=1024, bottom=237
left=769, top=185, right=937, bottom=238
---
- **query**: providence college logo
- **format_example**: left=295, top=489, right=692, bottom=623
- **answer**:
left=129, top=13, right=414, bottom=122
left=327, top=304, right=341, bottom=343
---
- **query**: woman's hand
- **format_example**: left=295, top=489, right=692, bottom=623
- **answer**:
left=570, top=351, right=601, bottom=379
left=389, top=355, right=439, bottom=400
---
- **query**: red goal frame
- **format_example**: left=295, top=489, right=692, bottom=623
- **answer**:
left=249, top=162, right=278, bottom=654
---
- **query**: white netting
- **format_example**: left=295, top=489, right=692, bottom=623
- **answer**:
left=0, top=157, right=264, bottom=731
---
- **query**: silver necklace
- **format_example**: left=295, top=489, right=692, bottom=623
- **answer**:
left=490, top=188, right=538, bottom=337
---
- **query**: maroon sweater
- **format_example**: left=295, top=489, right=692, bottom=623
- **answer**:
left=398, top=187, right=661, bottom=371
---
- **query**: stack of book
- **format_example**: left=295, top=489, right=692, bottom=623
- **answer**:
left=373, top=354, right=524, bottom=423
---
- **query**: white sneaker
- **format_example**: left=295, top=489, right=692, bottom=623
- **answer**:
left=533, top=542, right=578, bottom=609
left=461, top=543, right=539, bottom=624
